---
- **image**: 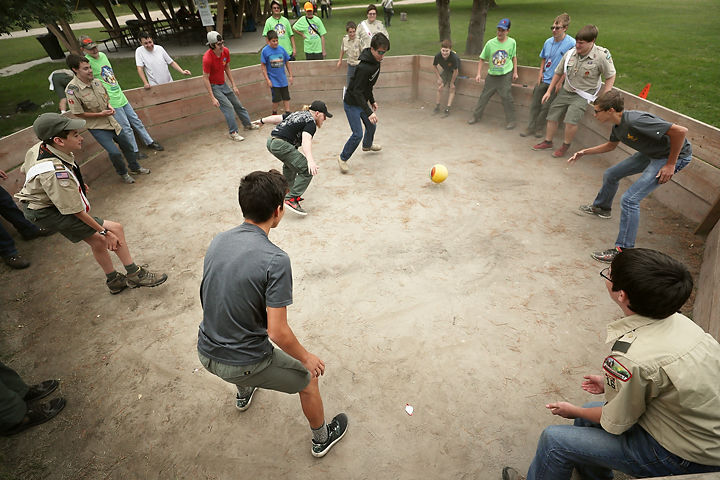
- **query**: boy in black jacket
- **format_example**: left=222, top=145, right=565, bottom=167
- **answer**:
left=338, top=33, right=389, bottom=173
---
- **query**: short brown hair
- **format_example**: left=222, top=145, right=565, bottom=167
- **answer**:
left=576, top=24, right=598, bottom=42
left=366, top=4, right=377, bottom=14
left=346, top=20, right=357, bottom=31
left=554, top=13, right=570, bottom=28
left=594, top=90, right=624, bottom=112
left=440, top=39, right=452, bottom=49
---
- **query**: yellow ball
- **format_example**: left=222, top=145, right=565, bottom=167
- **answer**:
left=430, top=164, right=448, bottom=183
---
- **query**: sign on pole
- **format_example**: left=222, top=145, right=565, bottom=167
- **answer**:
left=196, top=0, right=215, bottom=27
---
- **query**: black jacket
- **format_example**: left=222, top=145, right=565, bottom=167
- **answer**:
left=344, top=48, right=380, bottom=116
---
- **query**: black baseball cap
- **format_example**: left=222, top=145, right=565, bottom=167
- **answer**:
left=310, top=100, right=333, bottom=118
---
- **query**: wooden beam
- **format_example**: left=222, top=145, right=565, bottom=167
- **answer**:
left=696, top=194, right=720, bottom=236
left=101, top=0, right=122, bottom=31
left=155, top=0, right=173, bottom=21
left=216, top=0, right=225, bottom=35
left=139, top=0, right=153, bottom=21
left=125, top=0, right=146, bottom=21
left=85, top=0, right=115, bottom=33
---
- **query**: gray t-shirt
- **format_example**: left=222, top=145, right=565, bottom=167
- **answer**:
left=198, top=223, right=293, bottom=365
left=610, top=111, right=692, bottom=159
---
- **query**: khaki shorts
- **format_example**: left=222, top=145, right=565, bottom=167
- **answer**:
left=546, top=88, right=590, bottom=125
left=198, top=348, right=311, bottom=394
left=22, top=204, right=102, bottom=243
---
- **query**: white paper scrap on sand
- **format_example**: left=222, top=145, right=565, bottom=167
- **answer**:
left=405, top=404, right=414, bottom=416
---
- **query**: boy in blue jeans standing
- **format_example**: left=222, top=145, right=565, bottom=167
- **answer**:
left=261, top=31, right=294, bottom=115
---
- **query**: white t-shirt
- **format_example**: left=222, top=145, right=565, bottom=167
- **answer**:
left=135, top=45, right=174, bottom=86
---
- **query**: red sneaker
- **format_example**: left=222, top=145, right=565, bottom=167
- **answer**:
left=532, top=140, right=553, bottom=151
left=552, top=143, right=571, bottom=158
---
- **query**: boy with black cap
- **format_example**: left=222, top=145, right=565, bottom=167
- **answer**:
left=15, top=113, right=168, bottom=294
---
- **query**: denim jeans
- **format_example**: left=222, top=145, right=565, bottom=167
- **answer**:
left=340, top=102, right=376, bottom=162
left=592, top=151, right=692, bottom=248
left=211, top=83, right=252, bottom=134
left=346, top=64, right=357, bottom=88
left=527, top=402, right=720, bottom=479
left=89, top=128, right=141, bottom=176
left=113, top=102, right=153, bottom=152
left=0, top=187, right=40, bottom=257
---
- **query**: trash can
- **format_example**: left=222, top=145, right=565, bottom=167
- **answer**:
left=36, top=33, right=65, bottom=60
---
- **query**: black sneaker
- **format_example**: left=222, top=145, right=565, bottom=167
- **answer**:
left=23, top=380, right=59, bottom=402
left=285, top=197, right=307, bottom=216
left=592, top=247, right=622, bottom=264
left=106, top=272, right=128, bottom=294
left=2, top=254, right=30, bottom=269
left=442, top=107, right=450, bottom=117
left=311, top=413, right=348, bottom=458
left=2, top=397, right=66, bottom=436
left=235, top=387, right=257, bottom=412
left=578, top=204, right=611, bottom=219
left=147, top=141, right=164, bottom=151
left=432, top=105, right=440, bottom=115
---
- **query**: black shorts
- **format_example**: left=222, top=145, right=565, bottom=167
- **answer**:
left=271, top=86, right=291, bottom=102
left=441, top=69, right=456, bottom=87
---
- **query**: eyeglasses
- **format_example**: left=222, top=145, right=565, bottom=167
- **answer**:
left=600, top=267, right=612, bottom=282
left=593, top=108, right=605, bottom=115
left=376, top=50, right=387, bottom=55
left=368, top=11, right=377, bottom=15
left=550, top=26, right=564, bottom=31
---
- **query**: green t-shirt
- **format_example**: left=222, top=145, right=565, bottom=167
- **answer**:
left=479, top=37, right=516, bottom=76
left=86, top=52, right=128, bottom=108
left=293, top=15, right=326, bottom=54
left=263, top=16, right=294, bottom=55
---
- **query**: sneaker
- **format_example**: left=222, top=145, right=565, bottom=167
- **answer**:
left=243, top=123, right=260, bottom=131
left=467, top=116, right=480, bottom=125
left=106, top=272, right=128, bottom=294
left=137, top=151, right=148, bottom=159
left=126, top=266, right=168, bottom=288
left=130, top=167, right=151, bottom=175
left=534, top=131, right=544, bottom=138
left=578, top=204, right=612, bottom=219
left=362, top=144, right=382, bottom=152
left=120, top=173, right=135, bottom=184
left=552, top=143, right=571, bottom=158
left=505, top=122, right=516, bottom=130
left=432, top=105, right=441, bottom=115
left=2, top=398, right=66, bottom=437
left=311, top=413, right=348, bottom=458
left=442, top=107, right=450, bottom=117
left=592, top=247, right=622, bottom=264
left=337, top=157, right=349, bottom=174
left=3, top=254, right=30, bottom=269
left=502, top=466, right=526, bottom=480
left=147, top=141, right=164, bottom=151
left=229, top=132, right=245, bottom=142
left=284, top=197, right=307, bottom=216
left=532, top=140, right=553, bottom=151
left=23, top=380, right=59, bottom=403
left=519, top=129, right=532, bottom=137
left=235, top=387, right=257, bottom=412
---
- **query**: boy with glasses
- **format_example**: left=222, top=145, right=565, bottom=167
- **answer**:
left=520, top=13, right=575, bottom=138
left=263, top=0, right=297, bottom=60
left=567, top=90, right=692, bottom=263
left=357, top=4, right=389, bottom=50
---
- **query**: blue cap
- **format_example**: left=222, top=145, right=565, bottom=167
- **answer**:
left=497, top=18, right=511, bottom=30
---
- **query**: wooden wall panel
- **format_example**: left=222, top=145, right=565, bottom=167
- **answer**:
left=694, top=220, right=720, bottom=338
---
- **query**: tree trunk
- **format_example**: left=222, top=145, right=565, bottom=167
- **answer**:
left=216, top=0, right=226, bottom=34
left=46, top=21, right=81, bottom=55
left=436, top=0, right=450, bottom=42
left=85, top=1, right=115, bottom=33
left=465, top=0, right=492, bottom=55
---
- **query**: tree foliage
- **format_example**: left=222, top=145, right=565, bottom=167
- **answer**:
left=0, top=0, right=75, bottom=34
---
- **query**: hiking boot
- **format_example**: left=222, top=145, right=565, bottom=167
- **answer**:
left=505, top=122, right=516, bottom=130
left=126, top=266, right=168, bottom=288
left=337, top=157, right=349, bottom=174
left=519, top=129, right=533, bottom=137
left=229, top=132, right=245, bottom=142
left=3, top=254, right=30, bottom=269
left=502, top=466, right=526, bottom=480
left=532, top=140, right=553, bottom=151
left=130, top=167, right=151, bottom=175
left=147, top=141, right=164, bottom=151
left=120, top=173, right=136, bottom=184
left=578, top=204, right=612, bottom=219
left=552, top=143, right=571, bottom=158
left=235, top=387, right=257, bottom=412
left=442, top=107, right=450, bottom=117
left=311, top=413, right=348, bottom=458
left=2, top=397, right=66, bottom=436
left=23, top=380, right=59, bottom=403
left=432, top=104, right=441, bottom=115
left=362, top=144, right=382, bottom=152
left=106, top=272, right=128, bottom=294
left=284, top=197, right=307, bottom=216
left=243, top=123, right=260, bottom=131
left=592, top=247, right=622, bottom=264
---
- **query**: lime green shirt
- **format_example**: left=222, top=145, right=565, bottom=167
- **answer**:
left=86, top=52, right=128, bottom=108
left=479, top=37, right=516, bottom=76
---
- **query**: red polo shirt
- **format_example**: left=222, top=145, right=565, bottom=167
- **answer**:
left=202, top=47, right=230, bottom=85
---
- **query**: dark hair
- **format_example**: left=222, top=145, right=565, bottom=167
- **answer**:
left=576, top=24, right=598, bottom=42
left=594, top=90, right=624, bottom=112
left=237, top=170, right=288, bottom=223
left=366, top=4, right=378, bottom=14
left=66, top=54, right=89, bottom=72
left=610, top=248, right=693, bottom=319
left=138, top=31, right=152, bottom=41
left=266, top=30, right=278, bottom=40
left=346, top=20, right=357, bottom=31
left=45, top=129, right=70, bottom=145
left=440, top=39, right=452, bottom=49
left=371, top=32, right=390, bottom=50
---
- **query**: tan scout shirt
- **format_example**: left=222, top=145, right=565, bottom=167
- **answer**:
left=357, top=19, right=388, bottom=50
left=555, top=43, right=615, bottom=94
left=601, top=313, right=720, bottom=466
left=65, top=76, right=121, bottom=133
left=342, top=34, right=361, bottom=66
left=15, top=142, right=90, bottom=215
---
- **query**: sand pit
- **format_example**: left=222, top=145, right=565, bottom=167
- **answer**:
left=0, top=102, right=702, bottom=479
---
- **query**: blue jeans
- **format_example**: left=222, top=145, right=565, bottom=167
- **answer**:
left=0, top=187, right=40, bottom=257
left=113, top=102, right=154, bottom=152
left=340, top=102, right=376, bottom=162
left=346, top=65, right=357, bottom=88
left=527, top=402, right=720, bottom=479
left=592, top=151, right=692, bottom=248
left=211, top=83, right=252, bottom=134
left=89, top=128, right=141, bottom=176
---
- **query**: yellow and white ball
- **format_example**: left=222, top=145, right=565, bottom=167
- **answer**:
left=430, top=164, right=448, bottom=183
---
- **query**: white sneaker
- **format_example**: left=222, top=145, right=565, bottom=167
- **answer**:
left=229, top=132, right=245, bottom=142
left=362, top=144, right=382, bottom=152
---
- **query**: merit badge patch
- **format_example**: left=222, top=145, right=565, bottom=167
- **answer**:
left=603, top=356, right=631, bottom=382
left=55, top=171, right=70, bottom=179
left=54, top=164, right=65, bottom=171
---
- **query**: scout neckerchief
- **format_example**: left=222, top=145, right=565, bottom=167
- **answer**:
left=563, top=47, right=602, bottom=103
left=24, top=143, right=90, bottom=212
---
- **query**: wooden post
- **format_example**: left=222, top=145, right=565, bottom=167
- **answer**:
left=139, top=0, right=153, bottom=21
left=216, top=0, right=226, bottom=35
left=101, top=0, right=122, bottom=31
left=125, top=0, right=146, bottom=21
left=85, top=0, right=115, bottom=32
left=696, top=194, right=720, bottom=236
left=155, top=0, right=173, bottom=21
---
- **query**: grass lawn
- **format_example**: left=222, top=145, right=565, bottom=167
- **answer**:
left=1, top=0, right=719, bottom=137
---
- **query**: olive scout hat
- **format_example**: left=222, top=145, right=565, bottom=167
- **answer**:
left=310, top=100, right=333, bottom=118
left=34, top=113, right=86, bottom=141
left=79, top=35, right=97, bottom=49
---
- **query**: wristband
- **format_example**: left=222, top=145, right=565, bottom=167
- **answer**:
left=260, top=118, right=264, bottom=124
left=98, top=229, right=108, bottom=236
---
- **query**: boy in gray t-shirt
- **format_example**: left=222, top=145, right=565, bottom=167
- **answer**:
left=197, top=169, right=348, bottom=458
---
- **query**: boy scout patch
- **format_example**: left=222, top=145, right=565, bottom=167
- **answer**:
left=55, top=171, right=70, bottom=179
left=54, top=164, right=65, bottom=171
left=603, top=356, right=631, bottom=382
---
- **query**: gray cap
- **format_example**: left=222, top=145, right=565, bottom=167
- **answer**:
left=33, top=113, right=86, bottom=141
left=206, top=31, right=223, bottom=46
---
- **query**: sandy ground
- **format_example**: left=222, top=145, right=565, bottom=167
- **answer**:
left=0, top=102, right=703, bottom=479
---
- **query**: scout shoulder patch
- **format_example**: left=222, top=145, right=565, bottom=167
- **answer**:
left=55, top=171, right=70, bottom=179
left=54, top=164, right=65, bottom=171
left=603, top=356, right=631, bottom=382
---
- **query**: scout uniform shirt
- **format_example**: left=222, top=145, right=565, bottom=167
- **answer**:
left=601, top=313, right=720, bottom=466
left=357, top=19, right=388, bottom=50
left=555, top=43, right=615, bottom=96
left=341, top=34, right=361, bottom=66
left=16, top=142, right=90, bottom=215
left=65, top=76, right=122, bottom=133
